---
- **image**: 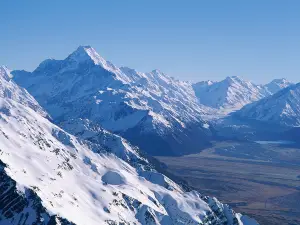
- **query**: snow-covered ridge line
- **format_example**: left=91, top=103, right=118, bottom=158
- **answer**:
left=0, top=74, right=258, bottom=224
left=234, top=82, right=300, bottom=126
left=11, top=46, right=214, bottom=156
left=192, top=76, right=292, bottom=111
left=0, top=65, right=48, bottom=117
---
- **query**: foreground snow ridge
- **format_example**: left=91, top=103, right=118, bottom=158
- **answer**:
left=0, top=67, right=258, bottom=224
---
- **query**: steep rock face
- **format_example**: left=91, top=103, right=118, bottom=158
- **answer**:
left=12, top=46, right=213, bottom=156
left=234, top=83, right=300, bottom=127
left=192, top=76, right=292, bottom=112
left=0, top=73, right=257, bottom=225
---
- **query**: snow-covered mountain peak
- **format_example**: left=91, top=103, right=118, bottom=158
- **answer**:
left=193, top=75, right=293, bottom=112
left=193, top=76, right=264, bottom=110
left=271, top=78, right=289, bottom=84
left=235, top=82, right=300, bottom=126
left=264, top=78, right=293, bottom=95
left=66, top=46, right=119, bottom=73
left=68, top=46, right=106, bottom=64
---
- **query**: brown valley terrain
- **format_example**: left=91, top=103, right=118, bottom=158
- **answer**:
left=156, top=141, right=300, bottom=225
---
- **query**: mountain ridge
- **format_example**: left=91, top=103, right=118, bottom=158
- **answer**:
left=0, top=65, right=257, bottom=225
left=12, top=47, right=214, bottom=156
left=234, top=82, right=300, bottom=127
left=192, top=76, right=292, bottom=111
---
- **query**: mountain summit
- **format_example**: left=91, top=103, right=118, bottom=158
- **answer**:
left=192, top=76, right=292, bottom=111
left=264, top=78, right=293, bottom=95
left=235, top=83, right=300, bottom=126
left=66, top=46, right=117, bottom=71
left=193, top=76, right=266, bottom=110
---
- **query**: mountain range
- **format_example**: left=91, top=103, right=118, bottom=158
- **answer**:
left=235, top=83, right=300, bottom=127
left=12, top=46, right=214, bottom=156
left=0, top=59, right=258, bottom=224
left=12, top=46, right=295, bottom=157
left=1, top=45, right=298, bottom=225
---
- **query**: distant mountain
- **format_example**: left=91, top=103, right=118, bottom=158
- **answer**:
left=12, top=46, right=214, bottom=156
left=235, top=83, right=300, bottom=127
left=0, top=66, right=257, bottom=224
left=193, top=76, right=266, bottom=110
left=264, top=78, right=293, bottom=95
left=192, top=76, right=292, bottom=111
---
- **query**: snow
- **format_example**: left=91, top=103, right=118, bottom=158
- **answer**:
left=235, top=83, right=300, bottom=126
left=192, top=76, right=292, bottom=112
left=12, top=47, right=214, bottom=155
left=1, top=64, right=258, bottom=224
left=0, top=97, right=206, bottom=225
left=264, top=78, right=293, bottom=95
left=5, top=43, right=297, bottom=223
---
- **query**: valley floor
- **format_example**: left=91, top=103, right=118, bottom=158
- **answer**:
left=156, top=141, right=300, bottom=225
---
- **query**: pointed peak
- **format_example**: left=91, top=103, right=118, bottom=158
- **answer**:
left=74, top=45, right=97, bottom=56
left=264, top=78, right=293, bottom=94
left=66, top=46, right=119, bottom=72
left=67, top=45, right=103, bottom=63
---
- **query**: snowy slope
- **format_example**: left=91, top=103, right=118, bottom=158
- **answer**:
left=0, top=66, right=47, bottom=116
left=234, top=83, right=300, bottom=127
left=12, top=46, right=214, bottom=156
left=0, top=67, right=258, bottom=225
left=192, top=76, right=292, bottom=111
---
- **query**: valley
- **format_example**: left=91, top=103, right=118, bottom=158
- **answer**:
left=156, top=141, right=300, bottom=225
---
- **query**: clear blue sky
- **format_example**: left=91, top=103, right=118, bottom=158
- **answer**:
left=1, top=0, right=299, bottom=83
